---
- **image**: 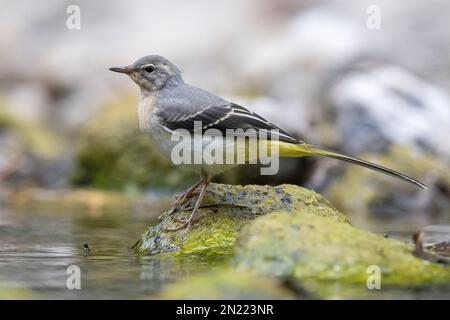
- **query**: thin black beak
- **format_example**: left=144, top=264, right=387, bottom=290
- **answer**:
left=109, top=66, right=132, bottom=74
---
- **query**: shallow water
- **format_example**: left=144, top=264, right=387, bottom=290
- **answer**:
left=0, top=205, right=225, bottom=299
left=0, top=203, right=449, bottom=299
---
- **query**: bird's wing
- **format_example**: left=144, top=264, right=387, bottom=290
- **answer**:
left=157, top=102, right=301, bottom=144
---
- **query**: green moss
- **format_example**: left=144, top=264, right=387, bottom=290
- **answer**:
left=135, top=183, right=346, bottom=255
left=153, top=268, right=295, bottom=299
left=234, top=211, right=450, bottom=286
left=136, top=183, right=450, bottom=297
left=70, top=95, right=196, bottom=190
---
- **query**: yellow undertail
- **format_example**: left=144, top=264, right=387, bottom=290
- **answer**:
left=277, top=141, right=427, bottom=189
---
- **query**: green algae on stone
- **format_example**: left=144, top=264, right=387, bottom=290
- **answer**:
left=135, top=183, right=346, bottom=255
left=234, top=211, right=450, bottom=286
left=71, top=95, right=196, bottom=190
left=154, top=268, right=296, bottom=300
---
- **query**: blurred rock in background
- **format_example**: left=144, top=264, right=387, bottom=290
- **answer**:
left=0, top=106, right=68, bottom=189
left=0, top=0, right=449, bottom=223
left=322, top=145, right=450, bottom=231
left=322, top=59, right=450, bottom=159
left=306, top=59, right=450, bottom=229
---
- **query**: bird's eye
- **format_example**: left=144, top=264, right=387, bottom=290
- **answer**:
left=144, top=64, right=155, bottom=73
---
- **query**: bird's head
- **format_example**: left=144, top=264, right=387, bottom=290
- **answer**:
left=110, top=55, right=182, bottom=91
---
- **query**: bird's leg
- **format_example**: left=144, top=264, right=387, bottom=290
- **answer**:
left=174, top=179, right=202, bottom=206
left=166, top=173, right=210, bottom=232
left=159, top=179, right=203, bottom=220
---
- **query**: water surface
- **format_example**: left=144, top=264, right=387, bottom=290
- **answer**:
left=0, top=203, right=449, bottom=299
left=0, top=205, right=224, bottom=299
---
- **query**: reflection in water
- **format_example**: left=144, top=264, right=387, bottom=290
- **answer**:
left=0, top=206, right=225, bottom=299
left=0, top=204, right=449, bottom=299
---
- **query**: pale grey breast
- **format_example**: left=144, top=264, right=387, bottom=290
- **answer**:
left=137, top=91, right=173, bottom=158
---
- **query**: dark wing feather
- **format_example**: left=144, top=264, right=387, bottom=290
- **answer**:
left=158, top=103, right=301, bottom=144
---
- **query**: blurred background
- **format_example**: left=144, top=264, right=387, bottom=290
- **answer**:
left=0, top=0, right=449, bottom=299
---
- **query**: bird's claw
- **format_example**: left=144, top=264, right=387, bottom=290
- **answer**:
left=166, top=213, right=205, bottom=232
left=158, top=206, right=176, bottom=220
left=166, top=219, right=192, bottom=232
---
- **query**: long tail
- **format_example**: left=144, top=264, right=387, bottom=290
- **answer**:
left=278, top=142, right=428, bottom=189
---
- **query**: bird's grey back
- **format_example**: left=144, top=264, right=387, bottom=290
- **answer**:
left=155, top=83, right=229, bottom=121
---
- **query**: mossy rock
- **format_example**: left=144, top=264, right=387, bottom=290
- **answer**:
left=70, top=95, right=196, bottom=190
left=0, top=281, right=38, bottom=299
left=233, top=211, right=450, bottom=286
left=135, top=183, right=346, bottom=255
left=326, top=145, right=450, bottom=226
left=154, top=269, right=296, bottom=299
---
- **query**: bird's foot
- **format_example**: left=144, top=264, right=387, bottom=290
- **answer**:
left=165, top=176, right=209, bottom=233
left=166, top=213, right=205, bottom=232
left=176, top=179, right=202, bottom=203
left=172, top=212, right=205, bottom=225
left=174, top=189, right=199, bottom=206
left=158, top=180, right=202, bottom=220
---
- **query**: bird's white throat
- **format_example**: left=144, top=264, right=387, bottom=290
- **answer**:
left=137, top=91, right=156, bottom=131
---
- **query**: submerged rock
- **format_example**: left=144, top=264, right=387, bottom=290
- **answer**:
left=234, top=211, right=450, bottom=286
left=154, top=269, right=296, bottom=300
left=135, top=183, right=345, bottom=255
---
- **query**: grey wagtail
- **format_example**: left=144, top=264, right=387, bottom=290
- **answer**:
left=110, top=55, right=427, bottom=231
